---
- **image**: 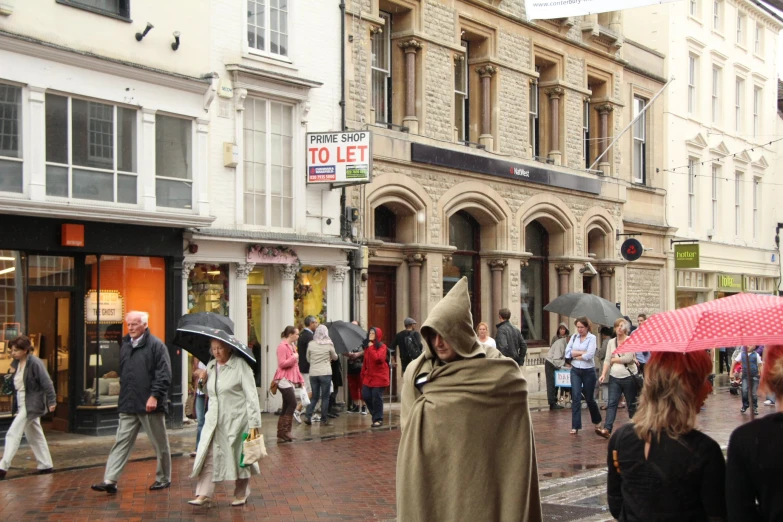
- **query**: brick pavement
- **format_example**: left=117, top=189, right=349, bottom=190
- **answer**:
left=0, top=391, right=767, bottom=521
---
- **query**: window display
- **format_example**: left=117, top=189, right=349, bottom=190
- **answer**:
left=187, top=264, right=229, bottom=315
left=294, top=266, right=327, bottom=327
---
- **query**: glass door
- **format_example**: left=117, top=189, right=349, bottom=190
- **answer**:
left=247, top=287, right=268, bottom=409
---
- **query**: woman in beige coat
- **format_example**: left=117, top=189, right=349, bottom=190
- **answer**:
left=189, top=339, right=262, bottom=507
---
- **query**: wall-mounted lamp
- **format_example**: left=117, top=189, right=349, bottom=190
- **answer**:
left=135, top=22, right=154, bottom=42
left=171, top=31, right=181, bottom=51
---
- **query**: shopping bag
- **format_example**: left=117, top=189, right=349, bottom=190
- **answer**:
left=239, top=428, right=267, bottom=467
left=299, top=386, right=310, bottom=407
left=184, top=391, right=196, bottom=419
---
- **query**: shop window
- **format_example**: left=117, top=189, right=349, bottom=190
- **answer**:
left=29, top=255, right=75, bottom=287
left=57, top=0, right=131, bottom=19
left=372, top=11, right=392, bottom=124
left=294, top=266, right=327, bottom=328
left=374, top=205, right=397, bottom=242
left=243, top=98, right=294, bottom=228
left=247, top=0, right=288, bottom=57
left=82, top=255, right=165, bottom=406
left=187, top=264, right=230, bottom=316
left=45, top=94, right=138, bottom=204
left=0, top=84, right=22, bottom=193
left=156, top=114, right=193, bottom=209
left=445, top=211, right=480, bottom=322
left=0, top=250, right=24, bottom=416
left=521, top=220, right=548, bottom=343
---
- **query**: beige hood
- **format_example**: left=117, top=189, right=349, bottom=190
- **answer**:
left=420, top=277, right=486, bottom=360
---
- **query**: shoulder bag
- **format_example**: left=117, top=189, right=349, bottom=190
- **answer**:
left=2, top=373, right=14, bottom=396
left=627, top=365, right=644, bottom=391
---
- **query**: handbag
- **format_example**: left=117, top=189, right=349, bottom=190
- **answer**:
left=184, top=391, right=196, bottom=419
left=239, top=427, right=267, bottom=467
left=269, top=380, right=279, bottom=395
left=627, top=366, right=644, bottom=391
left=2, top=373, right=14, bottom=396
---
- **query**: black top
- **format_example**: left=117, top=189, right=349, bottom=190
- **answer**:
left=298, top=327, right=314, bottom=374
left=726, top=412, right=783, bottom=522
left=607, top=423, right=727, bottom=522
left=118, top=329, right=172, bottom=414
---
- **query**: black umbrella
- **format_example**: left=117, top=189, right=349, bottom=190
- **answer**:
left=173, top=324, right=256, bottom=366
left=178, top=312, right=234, bottom=335
left=326, top=320, right=366, bottom=354
left=543, top=292, right=623, bottom=327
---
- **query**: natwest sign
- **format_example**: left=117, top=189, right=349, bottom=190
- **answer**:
left=306, top=131, right=372, bottom=185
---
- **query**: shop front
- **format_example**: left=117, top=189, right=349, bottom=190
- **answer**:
left=0, top=215, right=184, bottom=437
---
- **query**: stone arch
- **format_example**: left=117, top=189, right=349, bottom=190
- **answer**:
left=582, top=207, right=616, bottom=260
left=516, top=194, right=577, bottom=257
left=365, top=174, right=431, bottom=244
left=439, top=182, right=512, bottom=250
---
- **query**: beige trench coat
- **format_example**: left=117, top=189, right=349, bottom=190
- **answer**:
left=191, top=353, right=262, bottom=481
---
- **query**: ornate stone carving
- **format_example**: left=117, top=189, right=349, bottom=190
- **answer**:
left=234, top=88, right=248, bottom=112
left=510, top=226, right=520, bottom=249
left=182, top=262, right=196, bottom=279
left=476, top=64, right=497, bottom=77
left=369, top=24, right=383, bottom=36
left=405, top=253, right=427, bottom=265
left=332, top=266, right=350, bottom=282
left=454, top=53, right=465, bottom=65
left=544, top=86, right=565, bottom=99
left=276, top=264, right=299, bottom=281
left=236, top=263, right=255, bottom=279
left=555, top=264, right=574, bottom=275
left=398, top=39, right=422, bottom=53
left=488, top=259, right=508, bottom=271
left=595, top=103, right=614, bottom=114
left=598, top=266, right=616, bottom=276
left=368, top=249, right=378, bottom=258
left=442, top=254, right=453, bottom=265
left=510, top=270, right=520, bottom=300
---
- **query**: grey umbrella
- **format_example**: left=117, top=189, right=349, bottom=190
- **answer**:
left=543, top=292, right=623, bottom=326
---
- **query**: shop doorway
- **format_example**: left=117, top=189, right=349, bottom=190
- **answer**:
left=247, top=287, right=269, bottom=408
left=28, top=290, right=73, bottom=432
left=368, top=266, right=396, bottom=396
left=521, top=220, right=550, bottom=345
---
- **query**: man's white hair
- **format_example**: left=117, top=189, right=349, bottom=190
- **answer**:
left=126, top=311, right=149, bottom=325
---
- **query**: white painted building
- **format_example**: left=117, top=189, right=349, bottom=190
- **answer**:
left=184, top=0, right=351, bottom=413
left=625, top=0, right=782, bottom=316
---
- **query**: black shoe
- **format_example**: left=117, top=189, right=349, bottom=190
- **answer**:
left=550, top=404, right=565, bottom=410
left=327, top=412, right=339, bottom=418
left=149, top=481, right=171, bottom=491
left=0, top=468, right=6, bottom=480
left=321, top=420, right=331, bottom=426
left=91, top=482, right=118, bottom=494
left=303, top=414, right=312, bottom=425
left=37, top=468, right=54, bottom=475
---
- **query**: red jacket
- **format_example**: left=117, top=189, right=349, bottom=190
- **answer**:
left=361, top=327, right=390, bottom=388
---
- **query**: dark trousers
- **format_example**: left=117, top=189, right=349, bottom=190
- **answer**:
left=306, top=375, right=331, bottom=418
left=719, top=351, right=730, bottom=373
left=544, top=360, right=558, bottom=406
left=280, top=386, right=296, bottom=416
left=329, top=385, right=340, bottom=412
left=570, top=367, right=602, bottom=430
left=195, top=394, right=206, bottom=451
left=742, top=376, right=760, bottom=410
left=361, top=385, right=384, bottom=423
left=604, top=375, right=637, bottom=432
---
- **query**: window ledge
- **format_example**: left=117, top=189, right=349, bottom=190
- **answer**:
left=687, top=15, right=703, bottom=27
left=244, top=49, right=295, bottom=68
left=55, top=0, right=131, bottom=22
left=753, top=53, right=765, bottom=62
left=686, top=115, right=703, bottom=125
left=735, top=43, right=748, bottom=53
left=711, top=29, right=725, bottom=40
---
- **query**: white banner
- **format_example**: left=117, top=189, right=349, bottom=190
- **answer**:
left=525, top=0, right=678, bottom=20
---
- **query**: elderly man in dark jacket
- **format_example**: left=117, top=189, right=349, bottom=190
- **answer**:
left=91, top=311, right=172, bottom=494
left=496, top=308, right=527, bottom=365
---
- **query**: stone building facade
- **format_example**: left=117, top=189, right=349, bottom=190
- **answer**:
left=345, top=0, right=671, bottom=390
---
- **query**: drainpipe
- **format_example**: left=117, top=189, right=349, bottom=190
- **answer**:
left=339, top=0, right=356, bottom=321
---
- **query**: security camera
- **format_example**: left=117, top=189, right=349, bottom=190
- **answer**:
left=580, top=262, right=598, bottom=276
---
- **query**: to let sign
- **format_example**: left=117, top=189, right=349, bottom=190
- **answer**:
left=306, top=131, right=372, bottom=184
left=674, top=244, right=700, bottom=269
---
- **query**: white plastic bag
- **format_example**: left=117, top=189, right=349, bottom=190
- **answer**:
left=299, top=386, right=310, bottom=407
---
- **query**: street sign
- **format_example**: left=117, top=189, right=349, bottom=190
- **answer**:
left=620, top=238, right=644, bottom=262
left=306, top=131, right=372, bottom=185
left=555, top=370, right=571, bottom=388
left=675, top=243, right=700, bottom=269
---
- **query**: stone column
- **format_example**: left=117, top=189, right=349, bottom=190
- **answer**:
left=180, top=262, right=195, bottom=420
left=276, top=264, right=298, bottom=329
left=477, top=65, right=497, bottom=150
left=405, top=253, right=426, bottom=324
left=599, top=267, right=614, bottom=302
left=330, top=266, right=350, bottom=321
left=488, top=260, right=507, bottom=325
left=596, top=103, right=614, bottom=174
left=398, top=39, right=422, bottom=134
left=28, top=87, right=46, bottom=201
left=555, top=264, right=573, bottom=324
left=235, top=263, right=255, bottom=344
left=544, top=87, right=564, bottom=166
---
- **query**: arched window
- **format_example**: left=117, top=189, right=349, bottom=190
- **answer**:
left=374, top=205, right=397, bottom=242
left=521, top=220, right=549, bottom=343
left=444, top=210, right=480, bottom=321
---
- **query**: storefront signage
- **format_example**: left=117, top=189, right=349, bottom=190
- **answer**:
left=61, top=224, right=85, bottom=247
left=525, top=0, right=678, bottom=20
left=85, top=290, right=125, bottom=323
left=306, top=131, right=372, bottom=185
left=247, top=245, right=299, bottom=265
left=674, top=244, right=700, bottom=269
left=620, top=238, right=644, bottom=262
left=410, top=143, right=602, bottom=195
left=717, top=274, right=743, bottom=293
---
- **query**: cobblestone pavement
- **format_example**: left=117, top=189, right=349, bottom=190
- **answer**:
left=0, top=390, right=765, bottom=521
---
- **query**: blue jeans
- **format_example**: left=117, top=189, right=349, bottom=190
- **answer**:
left=604, top=375, right=637, bottom=432
left=361, top=385, right=384, bottom=423
left=570, top=367, right=602, bottom=430
left=742, top=376, right=759, bottom=410
left=194, top=394, right=206, bottom=451
left=306, top=375, right=331, bottom=419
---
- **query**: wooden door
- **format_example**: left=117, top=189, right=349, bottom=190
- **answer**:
left=367, top=267, right=396, bottom=395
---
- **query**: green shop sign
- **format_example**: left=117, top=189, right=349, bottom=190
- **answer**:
left=674, top=244, right=700, bottom=269
left=717, top=273, right=743, bottom=292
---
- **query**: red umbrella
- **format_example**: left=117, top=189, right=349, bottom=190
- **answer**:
left=616, top=293, right=783, bottom=353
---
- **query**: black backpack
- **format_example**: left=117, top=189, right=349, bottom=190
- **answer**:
left=404, top=331, right=423, bottom=362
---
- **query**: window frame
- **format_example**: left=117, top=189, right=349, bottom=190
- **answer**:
left=734, top=78, right=744, bottom=133
left=155, top=113, right=195, bottom=210
left=711, top=164, right=718, bottom=233
left=713, top=0, right=720, bottom=31
left=0, top=82, right=23, bottom=194
left=529, top=80, right=539, bottom=158
left=55, top=0, right=131, bottom=21
left=690, top=0, right=697, bottom=17
left=245, top=0, right=291, bottom=61
left=734, top=171, right=742, bottom=237
left=371, top=11, right=392, bottom=125
left=736, top=12, right=744, bottom=45
left=754, top=22, right=762, bottom=54
left=454, top=40, right=469, bottom=143
left=752, top=177, right=759, bottom=240
left=688, top=158, right=697, bottom=229
left=44, top=93, right=139, bottom=205
left=632, top=96, right=646, bottom=184
left=583, top=99, right=590, bottom=169
left=711, top=66, right=720, bottom=124
left=752, top=87, right=760, bottom=138
left=688, top=55, right=697, bottom=115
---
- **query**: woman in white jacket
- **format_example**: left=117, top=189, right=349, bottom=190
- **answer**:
left=597, top=318, right=639, bottom=438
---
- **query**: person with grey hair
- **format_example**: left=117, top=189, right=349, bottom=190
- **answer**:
left=91, top=311, right=172, bottom=494
left=597, top=317, right=639, bottom=438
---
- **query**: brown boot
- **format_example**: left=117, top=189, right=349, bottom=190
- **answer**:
left=277, top=414, right=288, bottom=442
left=283, top=415, right=296, bottom=441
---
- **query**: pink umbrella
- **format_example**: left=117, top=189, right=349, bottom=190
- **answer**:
left=616, top=293, right=783, bottom=354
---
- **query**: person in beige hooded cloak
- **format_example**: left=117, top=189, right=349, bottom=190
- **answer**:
left=397, top=277, right=542, bottom=522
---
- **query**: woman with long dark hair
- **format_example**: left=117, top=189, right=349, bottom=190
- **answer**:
left=564, top=317, right=602, bottom=435
left=361, top=327, right=389, bottom=428
left=272, top=326, right=304, bottom=442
